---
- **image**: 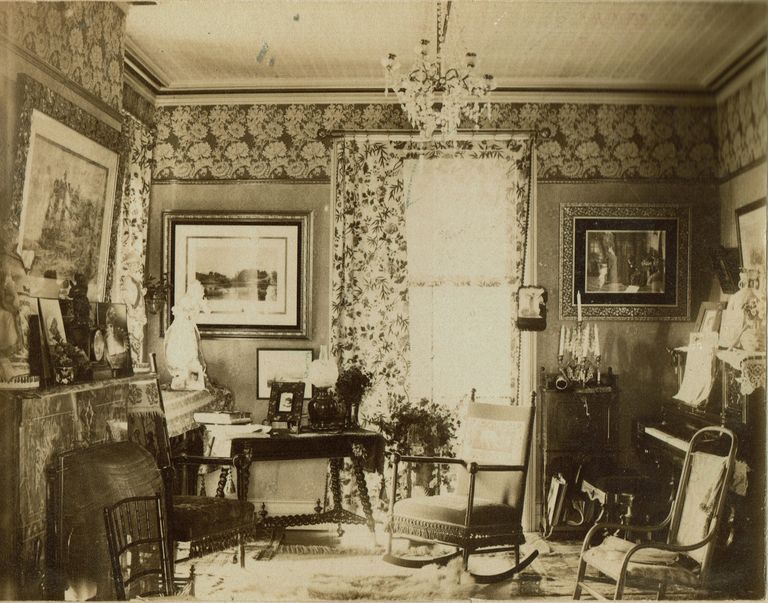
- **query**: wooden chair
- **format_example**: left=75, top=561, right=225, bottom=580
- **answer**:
left=383, top=392, right=538, bottom=583
left=126, top=370, right=256, bottom=567
left=103, top=494, right=175, bottom=600
left=573, top=426, right=737, bottom=600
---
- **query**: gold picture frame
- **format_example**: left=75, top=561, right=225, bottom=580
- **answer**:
left=7, top=74, right=125, bottom=302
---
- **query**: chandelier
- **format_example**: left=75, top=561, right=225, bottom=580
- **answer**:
left=382, top=1, right=496, bottom=140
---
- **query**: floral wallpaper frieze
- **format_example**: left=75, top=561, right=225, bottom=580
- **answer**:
left=122, top=83, right=155, bottom=127
left=153, top=102, right=718, bottom=182
left=717, top=70, right=767, bottom=179
left=0, top=2, right=124, bottom=109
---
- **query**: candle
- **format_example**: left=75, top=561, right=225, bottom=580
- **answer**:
left=582, top=324, right=589, bottom=357
left=577, top=291, right=582, bottom=322
left=593, top=324, right=600, bottom=356
left=558, top=326, right=565, bottom=356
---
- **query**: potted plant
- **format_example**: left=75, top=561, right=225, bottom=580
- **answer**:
left=50, top=333, right=90, bottom=385
left=335, top=365, right=372, bottom=428
left=370, top=395, right=459, bottom=506
left=143, top=274, right=170, bottom=314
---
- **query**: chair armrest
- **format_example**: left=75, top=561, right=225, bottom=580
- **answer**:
left=581, top=511, right=672, bottom=554
left=173, top=454, right=236, bottom=466
left=472, top=463, right=525, bottom=473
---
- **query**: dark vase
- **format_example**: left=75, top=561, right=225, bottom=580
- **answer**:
left=308, top=387, right=346, bottom=432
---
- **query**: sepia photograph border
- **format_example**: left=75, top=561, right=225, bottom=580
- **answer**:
left=8, top=74, right=125, bottom=302
left=560, top=203, right=691, bottom=321
left=162, top=210, right=312, bottom=338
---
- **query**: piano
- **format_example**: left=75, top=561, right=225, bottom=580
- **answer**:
left=636, top=347, right=766, bottom=598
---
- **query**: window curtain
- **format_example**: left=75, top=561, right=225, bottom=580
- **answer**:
left=112, top=113, right=153, bottom=363
left=331, top=137, right=534, bottom=421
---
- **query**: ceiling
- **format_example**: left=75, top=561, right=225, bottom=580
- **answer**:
left=124, top=1, right=768, bottom=100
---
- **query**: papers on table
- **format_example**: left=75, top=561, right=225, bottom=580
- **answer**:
left=205, top=423, right=271, bottom=457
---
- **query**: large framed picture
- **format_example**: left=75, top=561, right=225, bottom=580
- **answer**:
left=257, top=348, right=313, bottom=399
left=735, top=198, right=766, bottom=271
left=163, top=211, right=312, bottom=338
left=560, top=204, right=691, bottom=320
left=8, top=75, right=124, bottom=302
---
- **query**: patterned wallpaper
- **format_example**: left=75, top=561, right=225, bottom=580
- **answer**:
left=153, top=102, right=718, bottom=182
left=717, top=70, right=767, bottom=179
left=122, top=83, right=155, bottom=127
left=0, top=2, right=124, bottom=109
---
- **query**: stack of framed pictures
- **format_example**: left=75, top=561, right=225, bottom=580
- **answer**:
left=19, top=297, right=133, bottom=386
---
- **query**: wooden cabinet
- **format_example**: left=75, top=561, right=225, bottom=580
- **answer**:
left=539, top=372, right=618, bottom=538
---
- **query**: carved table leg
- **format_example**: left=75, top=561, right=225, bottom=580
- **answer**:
left=351, top=454, right=375, bottom=534
left=216, top=468, right=229, bottom=498
left=329, top=457, right=344, bottom=537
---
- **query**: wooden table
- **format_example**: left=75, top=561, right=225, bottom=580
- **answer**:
left=221, top=429, right=384, bottom=535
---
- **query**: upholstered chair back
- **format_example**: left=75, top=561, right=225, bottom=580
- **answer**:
left=455, top=401, right=535, bottom=510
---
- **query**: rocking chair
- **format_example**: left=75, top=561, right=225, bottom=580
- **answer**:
left=573, top=425, right=737, bottom=600
left=384, top=392, right=538, bottom=583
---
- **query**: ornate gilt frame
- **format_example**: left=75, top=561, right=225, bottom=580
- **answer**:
left=560, top=203, right=691, bottom=321
left=7, top=74, right=125, bottom=301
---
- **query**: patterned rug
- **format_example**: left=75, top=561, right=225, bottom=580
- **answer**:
left=177, top=528, right=711, bottom=600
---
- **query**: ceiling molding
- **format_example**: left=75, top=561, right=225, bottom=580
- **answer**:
left=714, top=52, right=767, bottom=104
left=701, top=28, right=766, bottom=89
left=150, top=87, right=714, bottom=107
left=125, top=36, right=170, bottom=89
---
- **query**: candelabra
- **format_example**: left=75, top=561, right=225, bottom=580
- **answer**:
left=556, top=321, right=601, bottom=390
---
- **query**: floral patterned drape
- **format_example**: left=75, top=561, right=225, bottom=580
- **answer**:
left=331, top=137, right=533, bottom=420
left=331, top=140, right=410, bottom=418
left=113, top=113, right=153, bottom=363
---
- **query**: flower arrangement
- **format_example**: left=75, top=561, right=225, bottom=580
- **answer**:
left=335, top=365, right=372, bottom=427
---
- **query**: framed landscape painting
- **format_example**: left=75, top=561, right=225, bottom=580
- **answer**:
left=8, top=75, right=124, bottom=302
left=560, top=204, right=691, bottom=320
left=163, top=211, right=312, bottom=338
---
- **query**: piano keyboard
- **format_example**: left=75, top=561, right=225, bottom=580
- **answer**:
left=643, top=427, right=689, bottom=452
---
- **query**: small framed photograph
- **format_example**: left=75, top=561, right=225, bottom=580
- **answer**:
left=267, top=381, right=305, bottom=429
left=693, top=302, right=727, bottom=334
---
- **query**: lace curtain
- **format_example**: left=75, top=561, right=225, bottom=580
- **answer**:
left=111, top=113, right=153, bottom=363
left=331, top=138, right=533, bottom=420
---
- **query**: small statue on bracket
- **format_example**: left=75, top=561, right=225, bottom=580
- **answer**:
left=164, top=279, right=208, bottom=390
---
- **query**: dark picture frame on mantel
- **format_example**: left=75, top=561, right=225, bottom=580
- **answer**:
left=163, top=210, right=312, bottom=338
left=560, top=203, right=691, bottom=320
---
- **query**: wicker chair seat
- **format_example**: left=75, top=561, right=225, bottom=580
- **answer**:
left=171, top=495, right=255, bottom=542
left=392, top=493, right=522, bottom=531
left=583, top=536, right=700, bottom=587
